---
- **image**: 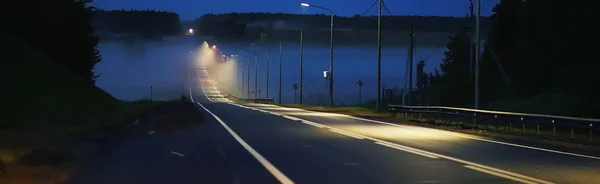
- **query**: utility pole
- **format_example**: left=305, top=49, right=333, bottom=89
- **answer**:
left=266, top=48, right=269, bottom=98
left=254, top=55, right=258, bottom=99
left=376, top=0, right=382, bottom=112
left=299, top=30, right=304, bottom=104
left=408, top=24, right=415, bottom=105
left=328, top=10, right=334, bottom=107
left=247, top=58, right=250, bottom=98
left=469, top=0, right=474, bottom=76
left=278, top=42, right=283, bottom=104
left=475, top=0, right=480, bottom=109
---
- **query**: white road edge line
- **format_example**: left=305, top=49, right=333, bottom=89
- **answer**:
left=374, top=142, right=439, bottom=159
left=195, top=102, right=294, bottom=184
left=301, top=120, right=326, bottom=128
left=189, top=65, right=293, bottom=184
left=264, top=105, right=600, bottom=160
left=463, top=165, right=537, bottom=184
left=235, top=104, right=554, bottom=184
left=330, top=129, right=366, bottom=139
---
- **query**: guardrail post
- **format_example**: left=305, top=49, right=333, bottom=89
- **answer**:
left=521, top=124, right=525, bottom=134
left=509, top=121, right=512, bottom=131
left=589, top=129, right=593, bottom=143
left=536, top=124, right=540, bottom=135
left=553, top=126, right=556, bottom=137
left=570, top=128, right=574, bottom=139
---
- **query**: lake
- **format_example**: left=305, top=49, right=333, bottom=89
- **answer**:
left=94, top=36, right=446, bottom=105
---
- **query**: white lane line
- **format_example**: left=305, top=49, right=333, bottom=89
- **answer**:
left=282, top=115, right=303, bottom=121
left=187, top=65, right=195, bottom=102
left=374, top=142, right=439, bottom=159
left=196, top=69, right=214, bottom=102
left=330, top=129, right=366, bottom=139
left=463, top=165, right=536, bottom=184
left=234, top=104, right=554, bottom=184
left=265, top=105, right=600, bottom=161
left=300, top=120, right=326, bottom=128
left=196, top=102, right=294, bottom=184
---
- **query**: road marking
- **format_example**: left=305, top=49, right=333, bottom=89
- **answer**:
left=463, top=165, right=536, bottom=184
left=330, top=129, right=366, bottom=139
left=196, top=69, right=214, bottom=102
left=374, top=142, right=439, bottom=159
left=216, top=143, right=227, bottom=159
left=260, top=105, right=600, bottom=161
left=300, top=120, right=326, bottom=128
left=170, top=151, right=185, bottom=157
left=196, top=102, right=294, bottom=184
left=233, top=104, right=553, bottom=184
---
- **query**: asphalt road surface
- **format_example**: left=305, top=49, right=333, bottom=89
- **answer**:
left=189, top=64, right=600, bottom=184
left=69, top=64, right=600, bottom=184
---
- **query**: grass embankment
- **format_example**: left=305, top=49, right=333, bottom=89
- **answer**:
left=0, top=35, right=163, bottom=183
left=280, top=103, right=600, bottom=147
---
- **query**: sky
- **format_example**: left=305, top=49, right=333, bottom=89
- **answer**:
left=91, top=0, right=500, bottom=20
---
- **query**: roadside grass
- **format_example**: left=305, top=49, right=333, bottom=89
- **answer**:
left=0, top=35, right=164, bottom=166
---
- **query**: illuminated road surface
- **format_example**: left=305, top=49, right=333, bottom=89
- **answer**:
left=191, top=64, right=600, bottom=184
left=69, top=63, right=600, bottom=184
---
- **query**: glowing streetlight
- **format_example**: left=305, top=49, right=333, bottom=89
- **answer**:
left=301, top=2, right=335, bottom=107
left=212, top=45, right=216, bottom=49
left=188, top=28, right=194, bottom=34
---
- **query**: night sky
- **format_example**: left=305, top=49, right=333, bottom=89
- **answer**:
left=91, top=0, right=500, bottom=20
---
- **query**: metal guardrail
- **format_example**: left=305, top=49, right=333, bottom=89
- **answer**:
left=388, top=104, right=599, bottom=142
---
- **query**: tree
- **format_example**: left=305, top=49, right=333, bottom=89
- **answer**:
left=480, top=0, right=523, bottom=103
left=1, top=0, right=101, bottom=83
left=429, top=28, right=473, bottom=106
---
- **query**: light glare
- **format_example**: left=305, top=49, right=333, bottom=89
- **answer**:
left=301, top=3, right=310, bottom=7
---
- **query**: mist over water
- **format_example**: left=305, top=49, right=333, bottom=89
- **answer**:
left=94, top=37, right=197, bottom=101
left=94, top=36, right=445, bottom=105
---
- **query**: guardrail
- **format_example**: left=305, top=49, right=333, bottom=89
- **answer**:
left=388, top=104, right=599, bottom=143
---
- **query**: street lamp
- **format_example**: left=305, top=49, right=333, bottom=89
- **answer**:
left=301, top=2, right=335, bottom=107
left=251, top=42, right=270, bottom=98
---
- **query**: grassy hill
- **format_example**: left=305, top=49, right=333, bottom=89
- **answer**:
left=1, top=35, right=157, bottom=148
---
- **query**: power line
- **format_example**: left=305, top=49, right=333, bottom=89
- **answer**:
left=381, top=0, right=393, bottom=16
left=360, top=0, right=379, bottom=16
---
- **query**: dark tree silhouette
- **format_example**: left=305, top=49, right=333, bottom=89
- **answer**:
left=92, top=9, right=182, bottom=38
left=1, top=0, right=101, bottom=84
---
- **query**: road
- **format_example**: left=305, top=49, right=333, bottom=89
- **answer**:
left=190, top=64, right=600, bottom=184
left=69, top=63, right=600, bottom=184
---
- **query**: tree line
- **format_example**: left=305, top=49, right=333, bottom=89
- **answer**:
left=424, top=0, right=597, bottom=118
left=193, top=12, right=491, bottom=41
left=92, top=9, right=182, bottom=38
left=1, top=0, right=101, bottom=84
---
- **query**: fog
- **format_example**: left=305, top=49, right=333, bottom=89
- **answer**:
left=94, top=36, right=445, bottom=105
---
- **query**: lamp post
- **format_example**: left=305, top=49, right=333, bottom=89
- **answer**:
left=301, top=2, right=335, bottom=107
left=299, top=30, right=304, bottom=104
left=278, top=41, right=283, bottom=104
left=376, top=0, right=382, bottom=112
left=251, top=42, right=269, bottom=99
left=474, top=0, right=481, bottom=109
left=254, top=55, right=258, bottom=99
left=357, top=80, right=363, bottom=106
